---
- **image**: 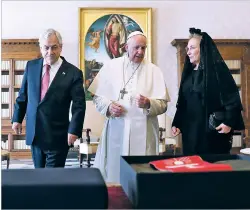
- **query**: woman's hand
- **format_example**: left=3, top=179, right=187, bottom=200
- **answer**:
left=216, top=123, right=231, bottom=134
left=172, top=126, right=181, bottom=137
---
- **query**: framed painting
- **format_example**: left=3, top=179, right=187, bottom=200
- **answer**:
left=79, top=8, right=152, bottom=100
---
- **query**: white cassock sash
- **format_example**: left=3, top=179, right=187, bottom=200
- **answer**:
left=106, top=78, right=147, bottom=156
left=119, top=95, right=147, bottom=155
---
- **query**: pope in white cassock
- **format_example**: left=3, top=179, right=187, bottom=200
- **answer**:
left=88, top=31, right=170, bottom=183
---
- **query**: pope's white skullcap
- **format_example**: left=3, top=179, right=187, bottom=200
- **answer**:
left=127, top=31, right=146, bottom=41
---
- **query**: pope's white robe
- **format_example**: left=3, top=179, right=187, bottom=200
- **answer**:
left=88, top=55, right=169, bottom=183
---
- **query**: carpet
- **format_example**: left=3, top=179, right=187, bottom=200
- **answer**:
left=108, top=186, right=133, bottom=209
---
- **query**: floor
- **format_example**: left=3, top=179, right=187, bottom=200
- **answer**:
left=1, top=158, right=83, bottom=169
left=2, top=148, right=241, bottom=170
left=1, top=149, right=178, bottom=170
left=1, top=151, right=94, bottom=169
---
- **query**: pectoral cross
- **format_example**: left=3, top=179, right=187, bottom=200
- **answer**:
left=120, top=88, right=128, bottom=99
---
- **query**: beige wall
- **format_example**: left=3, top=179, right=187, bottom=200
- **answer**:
left=2, top=1, right=250, bottom=139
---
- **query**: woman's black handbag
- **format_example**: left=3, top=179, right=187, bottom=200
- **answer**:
left=209, top=111, right=225, bottom=130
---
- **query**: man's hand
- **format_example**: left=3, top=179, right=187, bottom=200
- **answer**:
left=68, top=133, right=78, bottom=146
left=108, top=102, right=124, bottom=117
left=12, top=122, right=22, bottom=134
left=171, top=126, right=181, bottom=137
left=135, top=94, right=150, bottom=109
left=216, top=123, right=231, bottom=134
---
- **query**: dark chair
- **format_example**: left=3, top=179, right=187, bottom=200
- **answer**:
left=1, top=148, right=10, bottom=169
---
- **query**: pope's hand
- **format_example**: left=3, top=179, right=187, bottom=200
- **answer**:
left=108, top=102, right=124, bottom=117
left=135, top=94, right=150, bottom=109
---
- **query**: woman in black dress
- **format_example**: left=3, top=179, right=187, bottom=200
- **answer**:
left=172, top=28, right=245, bottom=155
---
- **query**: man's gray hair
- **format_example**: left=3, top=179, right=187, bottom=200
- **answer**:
left=39, top=28, right=63, bottom=47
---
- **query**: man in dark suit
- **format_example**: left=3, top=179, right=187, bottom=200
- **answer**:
left=12, top=28, right=86, bottom=168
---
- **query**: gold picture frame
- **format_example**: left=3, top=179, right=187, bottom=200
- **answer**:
left=79, top=7, right=152, bottom=100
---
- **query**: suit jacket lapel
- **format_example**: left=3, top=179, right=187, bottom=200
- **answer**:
left=32, top=58, right=43, bottom=104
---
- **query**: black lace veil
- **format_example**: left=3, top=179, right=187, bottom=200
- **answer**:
left=177, top=28, right=243, bottom=129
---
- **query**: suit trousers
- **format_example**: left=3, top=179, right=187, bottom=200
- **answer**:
left=31, top=140, right=69, bottom=168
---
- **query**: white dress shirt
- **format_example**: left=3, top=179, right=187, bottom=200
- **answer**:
left=42, top=57, right=63, bottom=86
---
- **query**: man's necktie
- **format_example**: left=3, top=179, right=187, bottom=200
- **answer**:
left=40, top=64, right=50, bottom=101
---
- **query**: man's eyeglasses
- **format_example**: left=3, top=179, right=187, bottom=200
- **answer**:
left=41, top=45, right=60, bottom=51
